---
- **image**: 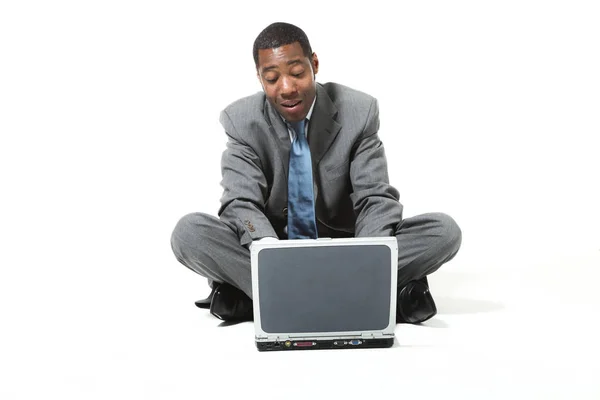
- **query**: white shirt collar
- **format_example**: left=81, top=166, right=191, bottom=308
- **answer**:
left=305, top=94, right=317, bottom=122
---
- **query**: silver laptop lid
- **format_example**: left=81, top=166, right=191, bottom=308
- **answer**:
left=251, top=237, right=398, bottom=340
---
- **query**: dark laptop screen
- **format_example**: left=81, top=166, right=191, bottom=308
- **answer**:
left=257, top=244, right=392, bottom=334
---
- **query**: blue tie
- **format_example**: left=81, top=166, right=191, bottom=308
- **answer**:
left=288, top=119, right=318, bottom=239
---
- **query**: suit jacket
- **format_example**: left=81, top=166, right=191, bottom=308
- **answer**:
left=218, top=82, right=403, bottom=247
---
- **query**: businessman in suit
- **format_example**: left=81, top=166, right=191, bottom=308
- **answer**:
left=171, top=22, right=462, bottom=323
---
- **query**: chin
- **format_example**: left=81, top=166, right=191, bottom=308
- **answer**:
left=279, top=110, right=302, bottom=122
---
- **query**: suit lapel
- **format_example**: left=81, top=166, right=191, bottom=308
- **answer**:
left=264, top=99, right=292, bottom=178
left=308, top=84, right=342, bottom=167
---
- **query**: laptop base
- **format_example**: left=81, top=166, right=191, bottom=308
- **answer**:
left=256, top=337, right=394, bottom=351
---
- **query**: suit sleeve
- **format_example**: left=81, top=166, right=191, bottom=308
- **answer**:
left=218, top=110, right=277, bottom=247
left=349, top=99, right=403, bottom=237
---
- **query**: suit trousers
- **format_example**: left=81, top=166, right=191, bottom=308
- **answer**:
left=171, top=212, right=462, bottom=299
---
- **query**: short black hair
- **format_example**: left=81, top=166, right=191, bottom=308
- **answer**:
left=253, top=22, right=313, bottom=68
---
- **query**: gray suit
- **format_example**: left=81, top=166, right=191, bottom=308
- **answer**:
left=171, top=82, right=461, bottom=298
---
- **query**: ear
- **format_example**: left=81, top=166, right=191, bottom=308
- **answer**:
left=311, top=52, right=319, bottom=75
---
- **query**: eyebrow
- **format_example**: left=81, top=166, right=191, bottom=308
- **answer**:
left=261, top=59, right=304, bottom=73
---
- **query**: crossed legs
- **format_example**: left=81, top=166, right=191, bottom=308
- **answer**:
left=171, top=213, right=253, bottom=297
left=171, top=212, right=462, bottom=299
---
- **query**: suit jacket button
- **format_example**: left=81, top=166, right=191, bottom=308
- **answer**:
left=283, top=207, right=288, bottom=216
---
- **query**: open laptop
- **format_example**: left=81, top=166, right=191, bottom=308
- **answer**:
left=250, top=237, right=398, bottom=351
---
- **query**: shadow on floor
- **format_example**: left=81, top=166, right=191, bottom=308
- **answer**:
left=420, top=318, right=450, bottom=328
left=218, top=320, right=252, bottom=327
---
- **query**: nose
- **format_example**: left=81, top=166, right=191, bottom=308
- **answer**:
left=280, top=76, right=297, bottom=97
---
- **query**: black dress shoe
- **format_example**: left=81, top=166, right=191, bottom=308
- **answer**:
left=209, top=283, right=254, bottom=322
left=195, top=283, right=220, bottom=309
left=396, top=278, right=437, bottom=324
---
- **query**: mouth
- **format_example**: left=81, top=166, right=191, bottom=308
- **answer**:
left=280, top=100, right=302, bottom=109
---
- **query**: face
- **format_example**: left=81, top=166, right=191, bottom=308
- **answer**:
left=257, top=42, right=319, bottom=122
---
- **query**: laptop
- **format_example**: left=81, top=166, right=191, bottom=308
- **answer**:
left=250, top=237, right=398, bottom=351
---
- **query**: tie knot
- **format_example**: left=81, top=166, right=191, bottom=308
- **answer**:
left=290, top=119, right=305, bottom=136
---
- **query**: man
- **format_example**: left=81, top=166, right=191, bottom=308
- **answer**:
left=171, top=22, right=462, bottom=323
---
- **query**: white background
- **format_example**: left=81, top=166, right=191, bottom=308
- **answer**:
left=1, top=1, right=599, bottom=399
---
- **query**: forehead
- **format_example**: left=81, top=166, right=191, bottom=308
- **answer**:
left=257, top=42, right=308, bottom=71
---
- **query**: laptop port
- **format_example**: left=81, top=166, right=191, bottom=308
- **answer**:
left=334, top=341, right=347, bottom=346
left=293, top=341, right=316, bottom=348
left=349, top=340, right=362, bottom=346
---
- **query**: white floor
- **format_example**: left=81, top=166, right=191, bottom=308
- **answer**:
left=2, top=241, right=599, bottom=399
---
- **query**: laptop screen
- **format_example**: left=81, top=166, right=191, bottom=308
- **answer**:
left=257, top=244, right=392, bottom=334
